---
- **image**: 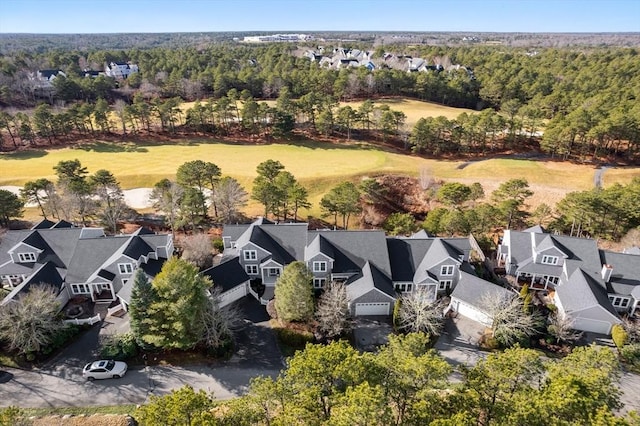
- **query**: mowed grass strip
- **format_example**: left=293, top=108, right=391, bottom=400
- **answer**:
left=2, top=139, right=639, bottom=218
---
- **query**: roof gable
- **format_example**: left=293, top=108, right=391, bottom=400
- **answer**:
left=556, top=269, right=619, bottom=318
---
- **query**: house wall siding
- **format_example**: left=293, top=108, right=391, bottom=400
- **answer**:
left=349, top=290, right=395, bottom=316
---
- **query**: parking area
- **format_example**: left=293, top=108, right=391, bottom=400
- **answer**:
left=434, top=314, right=489, bottom=378
left=352, top=316, right=394, bottom=352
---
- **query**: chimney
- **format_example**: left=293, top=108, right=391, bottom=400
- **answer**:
left=601, top=264, right=613, bottom=282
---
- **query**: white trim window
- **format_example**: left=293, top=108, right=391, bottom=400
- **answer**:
left=439, top=280, right=452, bottom=290
left=122, top=278, right=129, bottom=286
left=71, top=284, right=90, bottom=294
left=313, top=278, right=326, bottom=289
left=18, top=252, right=37, bottom=262
left=267, top=268, right=280, bottom=277
left=245, top=264, right=258, bottom=275
left=243, top=250, right=257, bottom=261
left=440, top=265, right=454, bottom=276
left=394, top=283, right=413, bottom=293
left=118, top=263, right=133, bottom=274
left=609, top=295, right=630, bottom=309
left=541, top=255, right=559, bottom=265
left=312, top=261, right=327, bottom=273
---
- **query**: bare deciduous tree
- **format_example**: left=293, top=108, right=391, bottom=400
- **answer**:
left=180, top=233, right=213, bottom=270
left=200, top=287, right=242, bottom=350
left=315, top=281, right=351, bottom=339
left=149, top=179, right=184, bottom=237
left=483, top=292, right=542, bottom=347
left=547, top=313, right=582, bottom=344
left=418, top=166, right=434, bottom=190
left=622, top=318, right=640, bottom=343
left=212, top=176, right=248, bottom=222
left=0, top=284, right=66, bottom=355
left=620, top=228, right=640, bottom=250
left=398, top=288, right=444, bottom=335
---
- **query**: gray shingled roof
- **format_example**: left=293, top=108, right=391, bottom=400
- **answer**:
left=65, top=236, right=130, bottom=283
left=1, top=262, right=64, bottom=305
left=123, top=236, right=153, bottom=259
left=346, top=261, right=395, bottom=300
left=451, top=272, right=513, bottom=311
left=201, top=257, right=250, bottom=292
left=38, top=228, right=84, bottom=267
left=305, top=234, right=336, bottom=261
left=32, top=219, right=56, bottom=229
left=556, top=269, right=619, bottom=318
left=599, top=251, right=640, bottom=296
left=308, top=230, right=391, bottom=276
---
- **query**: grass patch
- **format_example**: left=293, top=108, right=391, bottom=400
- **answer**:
left=2, top=139, right=639, bottom=218
left=21, top=404, right=137, bottom=417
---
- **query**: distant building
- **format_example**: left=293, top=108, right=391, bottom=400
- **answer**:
left=105, top=62, right=139, bottom=79
left=28, top=69, right=66, bottom=90
left=243, top=33, right=314, bottom=43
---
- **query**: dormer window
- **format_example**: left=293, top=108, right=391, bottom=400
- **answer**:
left=118, top=263, right=133, bottom=274
left=313, top=261, right=327, bottom=273
left=243, top=250, right=257, bottom=261
left=18, top=252, right=37, bottom=263
left=541, top=255, right=558, bottom=265
left=441, top=265, right=454, bottom=276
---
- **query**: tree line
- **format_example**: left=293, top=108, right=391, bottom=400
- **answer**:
left=1, top=43, right=639, bottom=160
left=132, top=339, right=631, bottom=425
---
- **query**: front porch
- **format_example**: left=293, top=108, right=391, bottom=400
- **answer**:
left=508, top=272, right=558, bottom=292
left=62, top=295, right=98, bottom=321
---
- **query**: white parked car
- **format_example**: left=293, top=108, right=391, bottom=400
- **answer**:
left=82, top=360, right=128, bottom=380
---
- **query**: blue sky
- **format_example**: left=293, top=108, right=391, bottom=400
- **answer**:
left=0, top=0, right=638, bottom=33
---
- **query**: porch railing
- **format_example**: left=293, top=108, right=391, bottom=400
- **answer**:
left=64, top=313, right=102, bottom=326
left=107, top=303, right=126, bottom=317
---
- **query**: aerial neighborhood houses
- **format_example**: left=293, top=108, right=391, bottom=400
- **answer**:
left=210, top=217, right=507, bottom=320
left=104, top=61, right=139, bottom=79
left=242, top=33, right=314, bottom=43
left=0, top=220, right=173, bottom=315
left=498, top=225, right=640, bottom=334
left=28, top=61, right=138, bottom=92
left=1, top=217, right=639, bottom=336
left=28, top=69, right=66, bottom=91
left=302, top=48, right=474, bottom=77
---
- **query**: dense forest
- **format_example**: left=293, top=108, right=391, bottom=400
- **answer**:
left=1, top=40, right=640, bottom=162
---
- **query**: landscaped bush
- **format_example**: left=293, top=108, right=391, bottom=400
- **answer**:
left=392, top=299, right=402, bottom=331
left=213, top=238, right=224, bottom=253
left=612, top=324, right=629, bottom=349
left=620, top=343, right=640, bottom=372
left=273, top=326, right=314, bottom=354
left=100, top=332, right=139, bottom=360
left=205, top=336, right=234, bottom=359
left=40, top=324, right=83, bottom=356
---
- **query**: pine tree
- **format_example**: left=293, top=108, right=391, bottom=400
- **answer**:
left=128, top=269, right=157, bottom=348
left=274, top=261, right=314, bottom=323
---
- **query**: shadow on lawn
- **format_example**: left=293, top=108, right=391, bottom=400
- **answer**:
left=74, top=141, right=148, bottom=153
left=0, top=150, right=48, bottom=160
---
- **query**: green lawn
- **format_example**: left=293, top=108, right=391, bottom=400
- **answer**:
left=2, top=139, right=638, bottom=217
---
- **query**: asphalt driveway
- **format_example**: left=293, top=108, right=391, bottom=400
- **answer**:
left=0, top=296, right=283, bottom=408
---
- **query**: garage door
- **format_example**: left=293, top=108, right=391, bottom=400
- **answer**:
left=452, top=299, right=492, bottom=326
left=355, top=302, right=390, bottom=316
left=220, top=284, right=247, bottom=307
left=573, top=317, right=612, bottom=335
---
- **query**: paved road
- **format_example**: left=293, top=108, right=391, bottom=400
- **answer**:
left=0, top=297, right=283, bottom=408
left=435, top=315, right=640, bottom=414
